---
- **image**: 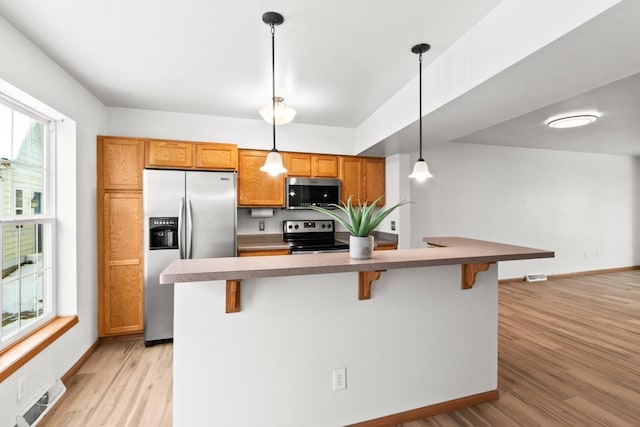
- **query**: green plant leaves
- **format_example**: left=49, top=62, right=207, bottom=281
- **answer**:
left=311, top=195, right=409, bottom=237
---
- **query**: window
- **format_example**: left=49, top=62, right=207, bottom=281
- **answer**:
left=0, top=98, right=54, bottom=349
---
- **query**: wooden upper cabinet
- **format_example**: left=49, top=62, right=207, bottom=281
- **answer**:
left=339, top=156, right=386, bottom=206
left=339, top=156, right=363, bottom=205
left=237, top=149, right=285, bottom=207
left=363, top=157, right=386, bottom=206
left=311, top=155, right=339, bottom=178
left=99, top=136, right=144, bottom=191
left=283, top=152, right=312, bottom=177
left=146, top=140, right=194, bottom=169
left=195, top=143, right=238, bottom=170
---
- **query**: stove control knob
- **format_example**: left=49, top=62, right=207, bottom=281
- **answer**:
left=321, top=224, right=326, bottom=229
left=327, top=224, right=332, bottom=229
left=288, top=225, right=293, bottom=229
left=294, top=224, right=299, bottom=229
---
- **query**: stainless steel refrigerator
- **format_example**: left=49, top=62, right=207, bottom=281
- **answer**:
left=143, top=169, right=236, bottom=345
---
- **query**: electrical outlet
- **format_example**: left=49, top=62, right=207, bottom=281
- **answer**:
left=258, top=221, right=265, bottom=231
left=390, top=221, right=396, bottom=231
left=17, top=376, right=25, bottom=401
left=333, top=368, right=346, bottom=391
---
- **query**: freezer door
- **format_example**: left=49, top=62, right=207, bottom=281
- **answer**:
left=186, top=171, right=237, bottom=258
left=143, top=169, right=185, bottom=343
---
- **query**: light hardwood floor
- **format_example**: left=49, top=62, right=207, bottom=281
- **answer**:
left=42, top=270, right=640, bottom=426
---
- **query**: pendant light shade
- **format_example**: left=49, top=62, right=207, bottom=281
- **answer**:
left=409, top=43, right=433, bottom=182
left=260, top=11, right=288, bottom=176
left=260, top=150, right=287, bottom=176
left=259, top=97, right=297, bottom=125
left=408, top=159, right=433, bottom=182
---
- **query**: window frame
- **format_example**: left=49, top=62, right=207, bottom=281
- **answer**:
left=0, top=95, right=56, bottom=352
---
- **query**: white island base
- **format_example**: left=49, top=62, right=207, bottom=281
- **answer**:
left=173, top=264, right=499, bottom=426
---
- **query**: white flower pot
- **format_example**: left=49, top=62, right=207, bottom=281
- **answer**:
left=350, top=235, right=374, bottom=260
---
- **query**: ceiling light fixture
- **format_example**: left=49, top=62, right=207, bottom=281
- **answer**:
left=259, top=11, right=288, bottom=176
left=259, top=96, right=297, bottom=125
left=408, top=43, right=433, bottom=182
left=546, top=115, right=598, bottom=129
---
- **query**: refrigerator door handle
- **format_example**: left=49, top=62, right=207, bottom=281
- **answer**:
left=178, top=197, right=185, bottom=259
left=186, top=199, right=193, bottom=259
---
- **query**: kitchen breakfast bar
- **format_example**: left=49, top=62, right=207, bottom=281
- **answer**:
left=160, top=237, right=553, bottom=426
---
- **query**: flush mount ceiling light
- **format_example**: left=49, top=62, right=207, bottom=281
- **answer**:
left=259, top=11, right=288, bottom=176
left=546, top=115, right=598, bottom=129
left=259, top=96, right=297, bottom=125
left=408, top=43, right=433, bottom=182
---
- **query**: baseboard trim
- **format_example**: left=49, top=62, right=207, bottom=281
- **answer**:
left=61, top=340, right=100, bottom=384
left=98, top=332, right=143, bottom=343
left=347, top=389, right=499, bottom=427
left=499, top=265, right=640, bottom=284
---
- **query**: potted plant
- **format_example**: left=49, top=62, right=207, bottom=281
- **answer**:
left=311, top=195, right=408, bottom=260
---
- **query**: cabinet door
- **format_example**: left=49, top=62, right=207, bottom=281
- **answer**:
left=283, top=152, right=312, bottom=177
left=363, top=157, right=386, bottom=206
left=238, top=249, right=290, bottom=257
left=196, top=143, right=238, bottom=170
left=101, top=192, right=143, bottom=336
left=146, top=140, right=194, bottom=168
left=99, top=136, right=144, bottom=191
left=339, top=156, right=363, bottom=205
left=237, top=150, right=285, bottom=207
left=312, top=155, right=339, bottom=177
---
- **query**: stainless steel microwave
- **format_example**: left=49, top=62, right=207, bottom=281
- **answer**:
left=286, top=177, right=340, bottom=209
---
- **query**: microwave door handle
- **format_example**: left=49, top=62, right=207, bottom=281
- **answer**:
left=186, top=199, right=193, bottom=259
left=178, top=197, right=185, bottom=259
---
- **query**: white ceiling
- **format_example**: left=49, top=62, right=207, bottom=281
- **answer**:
left=1, top=0, right=639, bottom=157
left=0, top=0, right=501, bottom=128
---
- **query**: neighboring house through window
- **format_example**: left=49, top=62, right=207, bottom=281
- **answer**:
left=0, top=97, right=55, bottom=349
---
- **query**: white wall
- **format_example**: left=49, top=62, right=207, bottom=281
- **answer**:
left=411, top=143, right=637, bottom=279
left=0, top=15, right=106, bottom=426
left=174, top=265, right=498, bottom=426
left=634, top=156, right=640, bottom=265
left=107, top=107, right=355, bottom=155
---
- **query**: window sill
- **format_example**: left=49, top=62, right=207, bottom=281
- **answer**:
left=0, top=315, right=78, bottom=382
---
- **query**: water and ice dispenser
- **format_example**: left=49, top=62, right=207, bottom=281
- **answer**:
left=149, top=217, right=178, bottom=250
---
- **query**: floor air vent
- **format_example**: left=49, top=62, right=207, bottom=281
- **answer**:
left=525, top=273, right=548, bottom=282
left=16, top=379, right=66, bottom=427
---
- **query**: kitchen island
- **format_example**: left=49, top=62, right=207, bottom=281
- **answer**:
left=161, top=237, right=553, bottom=426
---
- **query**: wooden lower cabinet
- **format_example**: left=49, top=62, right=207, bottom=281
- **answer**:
left=374, top=243, right=397, bottom=251
left=99, top=192, right=143, bottom=336
left=237, top=150, right=285, bottom=207
left=238, top=249, right=291, bottom=257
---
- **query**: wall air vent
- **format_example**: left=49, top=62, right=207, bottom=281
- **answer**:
left=525, top=273, right=548, bottom=282
left=16, top=379, right=66, bottom=426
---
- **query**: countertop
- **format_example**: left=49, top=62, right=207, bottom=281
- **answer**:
left=161, top=237, right=554, bottom=284
left=237, top=232, right=398, bottom=252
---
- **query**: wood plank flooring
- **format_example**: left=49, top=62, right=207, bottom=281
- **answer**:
left=41, top=270, right=640, bottom=426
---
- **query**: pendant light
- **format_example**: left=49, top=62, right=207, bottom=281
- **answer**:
left=259, top=11, right=288, bottom=176
left=408, top=43, right=433, bottom=182
left=259, top=97, right=297, bottom=125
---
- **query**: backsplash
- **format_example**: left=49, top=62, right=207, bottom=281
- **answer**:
left=237, top=208, right=347, bottom=234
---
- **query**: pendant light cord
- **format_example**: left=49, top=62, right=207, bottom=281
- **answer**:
left=418, top=52, right=423, bottom=161
left=271, top=24, right=277, bottom=151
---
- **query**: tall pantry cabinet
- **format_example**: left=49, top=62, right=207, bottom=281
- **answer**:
left=97, top=136, right=145, bottom=337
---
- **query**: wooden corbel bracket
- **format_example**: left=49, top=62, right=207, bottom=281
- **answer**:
left=358, top=270, right=385, bottom=300
left=226, top=280, right=242, bottom=313
left=461, top=263, right=493, bottom=289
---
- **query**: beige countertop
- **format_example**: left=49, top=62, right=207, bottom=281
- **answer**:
left=161, top=237, right=553, bottom=284
left=237, top=232, right=398, bottom=252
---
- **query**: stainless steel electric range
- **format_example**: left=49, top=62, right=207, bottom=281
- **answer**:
left=283, top=220, right=349, bottom=254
